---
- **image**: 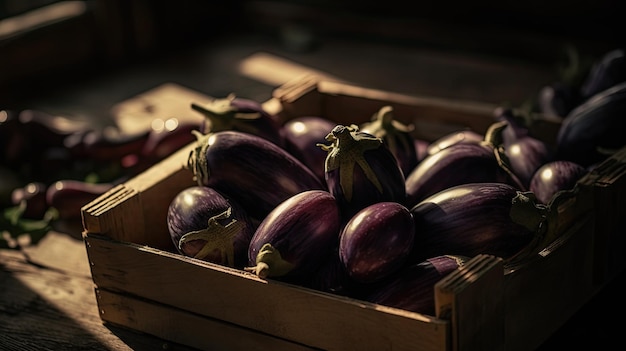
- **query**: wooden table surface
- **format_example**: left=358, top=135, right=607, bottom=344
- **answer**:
left=1, top=31, right=624, bottom=350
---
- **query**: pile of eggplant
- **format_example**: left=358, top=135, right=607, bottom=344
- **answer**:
left=166, top=59, right=626, bottom=316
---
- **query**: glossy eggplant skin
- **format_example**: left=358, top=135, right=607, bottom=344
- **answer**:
left=191, top=94, right=285, bottom=148
left=425, top=129, right=484, bottom=156
left=409, top=182, right=545, bottom=263
left=580, top=48, right=626, bottom=99
left=359, top=105, right=418, bottom=177
left=187, top=130, right=325, bottom=220
left=366, top=255, right=468, bottom=316
left=320, top=124, right=406, bottom=220
left=246, top=190, right=341, bottom=280
left=529, top=160, right=588, bottom=205
left=281, top=116, right=337, bottom=183
left=405, top=141, right=521, bottom=209
left=555, top=81, right=626, bottom=167
left=339, top=202, right=415, bottom=284
left=167, top=186, right=255, bottom=268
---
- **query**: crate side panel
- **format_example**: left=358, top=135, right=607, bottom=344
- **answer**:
left=503, top=215, right=596, bottom=351
left=85, top=235, right=449, bottom=351
left=95, top=288, right=319, bottom=351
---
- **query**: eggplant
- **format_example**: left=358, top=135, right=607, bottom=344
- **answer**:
left=46, top=180, right=114, bottom=220
left=281, top=116, right=336, bottom=182
left=11, top=182, right=48, bottom=219
left=425, top=129, right=484, bottom=156
left=366, top=255, right=468, bottom=316
left=319, top=124, right=406, bottom=220
left=359, top=105, right=418, bottom=176
left=339, top=201, right=415, bottom=284
left=187, top=130, right=325, bottom=220
left=405, top=122, right=524, bottom=209
left=495, top=108, right=553, bottom=189
left=409, top=182, right=546, bottom=263
left=191, top=94, right=285, bottom=147
left=167, top=186, right=255, bottom=268
left=529, top=160, right=588, bottom=205
left=308, top=246, right=355, bottom=296
left=245, top=190, right=340, bottom=280
left=537, top=81, right=582, bottom=119
left=580, top=48, right=626, bottom=100
left=555, top=81, right=626, bottom=167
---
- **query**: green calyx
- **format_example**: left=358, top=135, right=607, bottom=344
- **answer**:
left=178, top=208, right=242, bottom=267
left=364, top=105, right=415, bottom=158
left=318, top=124, right=384, bottom=201
left=191, top=94, right=262, bottom=133
left=244, top=243, right=295, bottom=279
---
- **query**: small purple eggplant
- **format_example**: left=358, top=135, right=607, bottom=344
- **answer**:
left=281, top=116, right=337, bottom=182
left=245, top=190, right=340, bottom=280
left=409, top=182, right=546, bottom=263
left=359, top=105, right=418, bottom=177
left=495, top=108, right=553, bottom=189
left=167, top=186, right=255, bottom=268
left=529, top=160, right=588, bottom=205
left=339, top=201, right=415, bottom=284
left=187, top=130, right=325, bottom=220
left=191, top=94, right=285, bottom=147
left=405, top=122, right=524, bottom=208
left=366, top=255, right=468, bottom=316
left=318, top=124, right=406, bottom=220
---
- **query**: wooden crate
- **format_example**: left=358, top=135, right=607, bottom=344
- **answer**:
left=82, top=76, right=626, bottom=351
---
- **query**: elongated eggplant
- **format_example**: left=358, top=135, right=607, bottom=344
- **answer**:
left=191, top=94, right=285, bottom=147
left=555, top=81, right=626, bottom=167
left=319, top=124, right=406, bottom=220
left=366, top=255, right=468, bottom=316
left=580, top=48, right=626, bottom=99
left=409, top=182, right=546, bottom=263
left=339, top=201, right=415, bottom=284
left=425, top=129, right=483, bottom=156
left=187, top=130, right=325, bottom=220
left=281, top=116, right=336, bottom=182
left=359, top=105, right=418, bottom=176
left=245, top=190, right=340, bottom=280
left=46, top=180, right=114, bottom=220
left=167, top=186, right=255, bottom=268
left=529, top=160, right=587, bottom=205
left=495, top=108, right=553, bottom=189
left=405, top=122, right=524, bottom=208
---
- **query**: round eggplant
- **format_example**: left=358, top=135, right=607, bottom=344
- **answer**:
left=409, top=182, right=546, bottom=263
left=191, top=94, right=284, bottom=147
left=246, top=190, right=341, bottom=280
left=319, top=124, right=406, bottom=220
left=359, top=105, right=418, bottom=177
left=339, top=201, right=415, bottom=284
left=167, top=186, right=255, bottom=268
left=187, top=130, right=325, bottom=220
left=281, top=116, right=337, bottom=182
left=529, top=160, right=588, bottom=205
left=366, top=255, right=468, bottom=316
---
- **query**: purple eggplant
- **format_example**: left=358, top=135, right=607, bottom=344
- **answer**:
left=425, top=129, right=484, bottom=156
left=529, top=160, right=588, bottom=205
left=495, top=108, right=553, bottom=189
left=405, top=122, right=524, bottom=209
left=359, top=105, right=418, bottom=176
left=339, top=201, right=415, bottom=284
left=580, top=48, right=626, bottom=100
left=187, top=130, right=325, bottom=220
left=366, top=255, right=468, bottom=316
left=46, top=180, right=114, bottom=220
left=191, top=94, right=285, bottom=147
left=537, top=81, right=582, bottom=119
left=11, top=182, right=48, bottom=219
left=319, top=124, right=406, bottom=220
left=245, top=190, right=340, bottom=280
left=167, top=186, right=255, bottom=268
left=281, top=116, right=337, bottom=182
left=555, top=81, right=626, bottom=167
left=409, top=182, right=546, bottom=263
